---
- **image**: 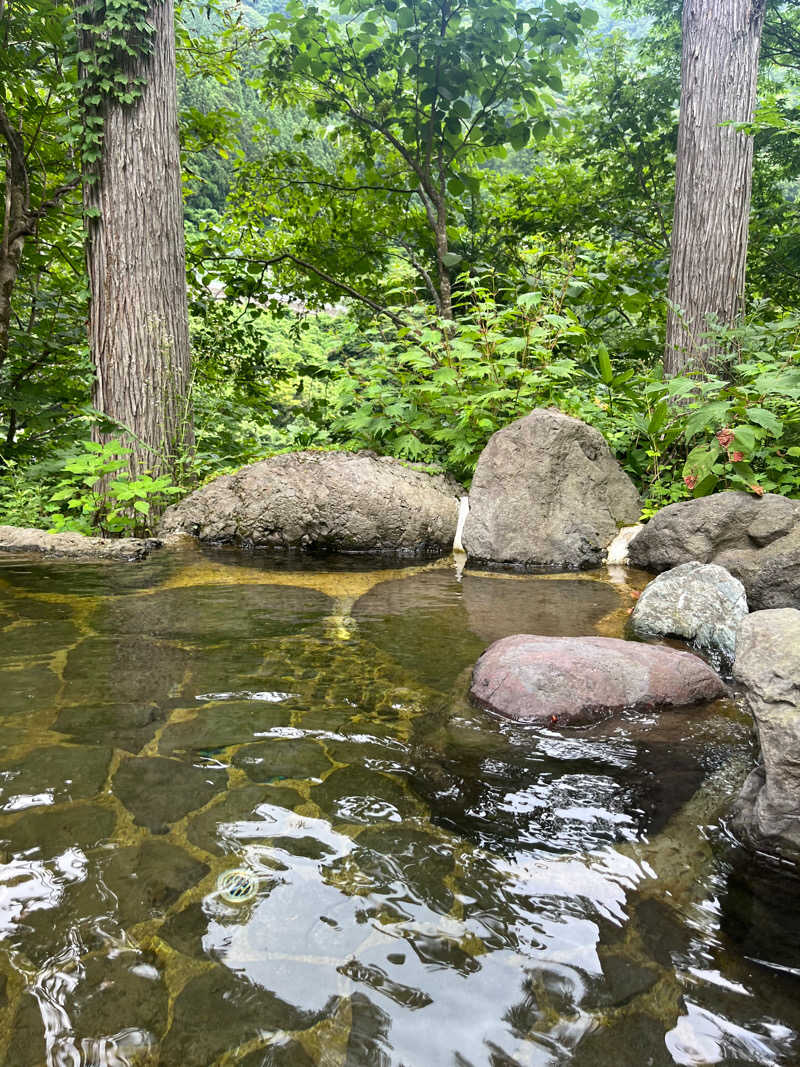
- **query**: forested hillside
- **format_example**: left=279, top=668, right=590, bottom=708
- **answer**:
left=2, top=0, right=798, bottom=536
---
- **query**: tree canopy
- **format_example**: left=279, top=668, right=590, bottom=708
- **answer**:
left=1, top=0, right=799, bottom=531
left=230, top=0, right=596, bottom=319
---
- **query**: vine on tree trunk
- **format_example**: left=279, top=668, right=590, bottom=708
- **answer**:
left=74, top=0, right=157, bottom=175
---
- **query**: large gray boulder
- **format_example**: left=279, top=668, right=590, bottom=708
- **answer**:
left=731, top=609, right=800, bottom=864
left=469, top=634, right=726, bottom=726
left=727, top=526, right=800, bottom=611
left=0, top=525, right=159, bottom=561
left=159, top=450, right=461, bottom=556
left=462, top=409, right=640, bottom=570
left=629, top=561, right=748, bottom=668
left=629, top=492, right=800, bottom=609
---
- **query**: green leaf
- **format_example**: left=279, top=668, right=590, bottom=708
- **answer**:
left=683, top=401, right=730, bottom=440
left=692, top=472, right=719, bottom=497
left=597, top=344, right=613, bottom=385
left=732, top=425, right=757, bottom=455
left=441, top=252, right=463, bottom=268
left=747, top=407, right=783, bottom=437
left=647, top=400, right=668, bottom=437
left=684, top=441, right=721, bottom=481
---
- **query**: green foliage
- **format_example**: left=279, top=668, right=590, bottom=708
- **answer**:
left=303, top=265, right=800, bottom=508
left=0, top=458, right=52, bottom=529
left=45, top=440, right=182, bottom=536
left=188, top=300, right=356, bottom=473
left=328, top=272, right=586, bottom=481
left=74, top=0, right=155, bottom=170
left=3, top=0, right=799, bottom=543
left=230, top=0, right=594, bottom=317
left=0, top=0, right=89, bottom=460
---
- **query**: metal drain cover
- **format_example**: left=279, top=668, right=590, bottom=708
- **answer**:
left=217, top=868, right=258, bottom=903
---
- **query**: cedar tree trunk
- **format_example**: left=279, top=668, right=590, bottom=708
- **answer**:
left=664, top=0, right=766, bottom=376
left=85, top=0, right=192, bottom=478
left=0, top=112, right=29, bottom=373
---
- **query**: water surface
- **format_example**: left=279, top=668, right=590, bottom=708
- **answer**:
left=0, top=547, right=798, bottom=1066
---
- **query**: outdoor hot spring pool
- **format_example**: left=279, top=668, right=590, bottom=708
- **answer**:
left=1, top=546, right=799, bottom=1066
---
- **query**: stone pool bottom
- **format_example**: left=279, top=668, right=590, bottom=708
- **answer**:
left=0, top=545, right=798, bottom=1066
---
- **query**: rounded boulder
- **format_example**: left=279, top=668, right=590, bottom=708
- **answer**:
left=469, top=634, right=727, bottom=726
left=629, top=561, right=748, bottom=668
left=159, top=450, right=462, bottom=556
left=461, top=409, right=640, bottom=570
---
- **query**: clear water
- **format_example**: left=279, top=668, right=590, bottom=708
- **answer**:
left=0, top=546, right=798, bottom=1066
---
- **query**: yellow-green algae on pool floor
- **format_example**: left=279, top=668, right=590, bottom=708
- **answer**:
left=0, top=547, right=790, bottom=1067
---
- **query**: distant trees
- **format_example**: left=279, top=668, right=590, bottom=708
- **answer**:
left=234, top=0, right=595, bottom=321
left=664, top=0, right=766, bottom=375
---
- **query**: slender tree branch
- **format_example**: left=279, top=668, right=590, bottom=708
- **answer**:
left=205, top=252, right=411, bottom=327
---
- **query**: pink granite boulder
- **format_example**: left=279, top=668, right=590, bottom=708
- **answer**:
left=469, top=635, right=726, bottom=726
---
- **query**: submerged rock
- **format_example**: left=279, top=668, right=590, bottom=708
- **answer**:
left=731, top=608, right=800, bottom=864
left=112, top=755, right=225, bottom=833
left=159, top=967, right=324, bottom=1064
left=629, top=561, right=748, bottom=667
left=102, top=839, right=209, bottom=928
left=461, top=409, right=640, bottom=569
left=0, top=524, right=159, bottom=561
left=628, top=492, right=800, bottom=609
left=469, top=635, right=726, bottom=725
left=159, top=450, right=461, bottom=556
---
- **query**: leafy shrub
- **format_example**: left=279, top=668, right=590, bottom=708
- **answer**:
left=0, top=458, right=52, bottom=529
left=46, top=440, right=183, bottom=537
left=322, top=280, right=800, bottom=510
left=329, top=276, right=587, bottom=483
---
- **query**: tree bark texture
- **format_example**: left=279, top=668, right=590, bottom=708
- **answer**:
left=664, top=0, right=765, bottom=376
left=0, top=110, right=28, bottom=373
left=86, top=0, right=192, bottom=478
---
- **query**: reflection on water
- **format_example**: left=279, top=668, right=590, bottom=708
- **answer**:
left=0, top=547, right=797, bottom=1066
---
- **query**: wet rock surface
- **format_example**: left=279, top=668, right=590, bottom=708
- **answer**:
left=470, top=634, right=727, bottom=724
left=64, top=952, right=169, bottom=1051
left=0, top=745, right=111, bottom=811
left=629, top=492, right=800, bottom=609
left=2, top=664, right=60, bottom=728
left=62, top=635, right=188, bottom=705
left=629, top=560, right=748, bottom=666
left=311, top=764, right=421, bottom=826
left=0, top=802, right=116, bottom=859
left=54, top=700, right=166, bottom=753
left=234, top=738, right=332, bottom=782
left=462, top=409, right=640, bottom=569
left=112, top=755, right=226, bottom=832
left=159, top=701, right=294, bottom=757
left=731, top=608, right=800, bottom=863
left=159, top=449, right=462, bottom=556
left=159, top=967, right=326, bottom=1064
left=157, top=899, right=209, bottom=957
left=238, top=1039, right=317, bottom=1066
left=0, top=524, right=160, bottom=561
left=101, top=582, right=332, bottom=641
left=101, top=839, right=209, bottom=927
left=186, top=782, right=303, bottom=855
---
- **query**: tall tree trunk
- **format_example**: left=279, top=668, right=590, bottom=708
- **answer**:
left=664, top=0, right=765, bottom=376
left=0, top=110, right=28, bottom=374
left=85, top=0, right=192, bottom=479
